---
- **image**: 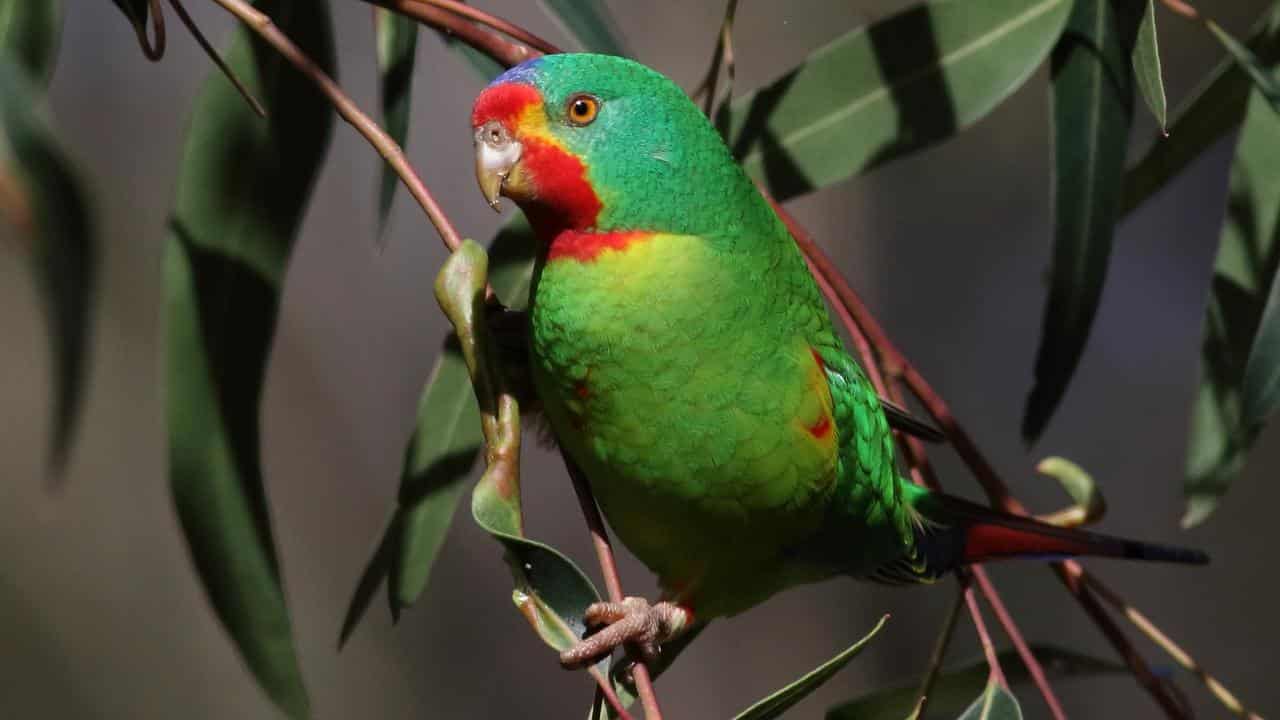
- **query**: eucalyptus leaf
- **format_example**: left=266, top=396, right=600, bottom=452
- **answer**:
left=1206, top=18, right=1280, bottom=114
left=435, top=240, right=611, bottom=682
left=825, top=646, right=1122, bottom=719
left=0, top=0, right=62, bottom=84
left=339, top=220, right=534, bottom=644
left=0, top=59, right=94, bottom=476
left=956, top=681, right=1022, bottom=720
left=164, top=1, right=333, bottom=715
left=1121, top=4, right=1280, bottom=217
left=337, top=342, right=481, bottom=648
left=1184, top=78, right=1280, bottom=527
left=374, top=9, right=416, bottom=237
left=1131, top=0, right=1166, bottom=129
left=732, top=615, right=889, bottom=720
left=723, top=0, right=1072, bottom=202
left=1022, top=0, right=1140, bottom=444
left=538, top=0, right=629, bottom=56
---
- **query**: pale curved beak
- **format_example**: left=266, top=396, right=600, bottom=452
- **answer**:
left=474, top=120, right=522, bottom=212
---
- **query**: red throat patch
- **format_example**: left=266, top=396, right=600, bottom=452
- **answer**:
left=547, top=230, right=650, bottom=263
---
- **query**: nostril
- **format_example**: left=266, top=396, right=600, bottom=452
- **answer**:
left=476, top=120, right=511, bottom=148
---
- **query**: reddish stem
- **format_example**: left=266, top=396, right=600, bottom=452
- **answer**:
left=564, top=455, right=664, bottom=720
left=417, top=0, right=561, bottom=54
left=362, top=0, right=543, bottom=68
left=971, top=566, right=1067, bottom=719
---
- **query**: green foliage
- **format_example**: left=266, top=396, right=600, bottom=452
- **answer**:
left=0, top=56, right=93, bottom=475
left=373, top=9, right=417, bottom=237
left=732, top=615, right=889, bottom=720
left=539, top=0, right=629, bottom=56
left=724, top=0, right=1072, bottom=202
left=163, top=1, right=334, bottom=715
left=956, top=682, right=1023, bottom=720
left=338, top=342, right=480, bottom=647
left=0, top=0, right=61, bottom=84
left=1131, top=0, right=1166, bottom=130
left=1023, top=0, right=1140, bottom=444
left=1184, top=77, right=1280, bottom=527
left=826, top=646, right=1123, bottom=719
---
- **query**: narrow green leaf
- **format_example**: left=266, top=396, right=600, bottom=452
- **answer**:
left=723, top=0, right=1071, bottom=202
left=339, top=222, right=533, bottom=644
left=337, top=342, right=481, bottom=647
left=956, top=681, right=1022, bottom=720
left=373, top=9, right=416, bottom=237
left=825, top=646, right=1123, bottom=719
left=732, top=615, right=889, bottom=720
left=538, top=0, right=629, bottom=56
left=1184, top=79, right=1280, bottom=527
left=1022, top=0, right=1139, bottom=443
left=1121, top=4, right=1280, bottom=217
left=0, top=0, right=62, bottom=84
left=1206, top=18, right=1280, bottom=113
left=164, top=1, right=334, bottom=715
left=0, top=59, right=94, bottom=475
left=433, top=239, right=611, bottom=679
left=1242, top=269, right=1280, bottom=428
left=1131, top=0, right=1166, bottom=129
left=389, top=342, right=481, bottom=610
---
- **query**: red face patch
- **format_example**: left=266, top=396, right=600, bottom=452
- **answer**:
left=471, top=82, right=540, bottom=129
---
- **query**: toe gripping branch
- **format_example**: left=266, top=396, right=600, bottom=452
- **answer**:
left=560, top=597, right=693, bottom=670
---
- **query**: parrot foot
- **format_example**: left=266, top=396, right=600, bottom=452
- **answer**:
left=558, top=597, right=692, bottom=670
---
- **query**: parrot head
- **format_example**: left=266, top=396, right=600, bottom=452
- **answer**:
left=471, top=53, right=745, bottom=237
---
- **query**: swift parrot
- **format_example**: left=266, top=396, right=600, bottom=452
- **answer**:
left=469, top=53, right=1206, bottom=668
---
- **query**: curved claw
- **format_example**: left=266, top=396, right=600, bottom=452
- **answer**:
left=559, top=597, right=691, bottom=670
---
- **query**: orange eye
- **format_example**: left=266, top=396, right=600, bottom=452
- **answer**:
left=567, top=95, right=600, bottom=126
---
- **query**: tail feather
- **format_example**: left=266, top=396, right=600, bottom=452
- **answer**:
left=888, top=488, right=1208, bottom=583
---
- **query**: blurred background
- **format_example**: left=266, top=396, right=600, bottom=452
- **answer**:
left=2, top=1, right=1277, bottom=717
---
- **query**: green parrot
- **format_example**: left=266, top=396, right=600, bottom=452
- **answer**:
left=469, top=53, right=1206, bottom=667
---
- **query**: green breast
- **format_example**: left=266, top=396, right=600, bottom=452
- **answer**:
left=528, top=231, right=843, bottom=616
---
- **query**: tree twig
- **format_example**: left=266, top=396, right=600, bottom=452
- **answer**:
left=915, top=581, right=965, bottom=718
left=359, top=0, right=546, bottom=68
left=1079, top=568, right=1261, bottom=719
left=208, top=0, right=463, bottom=251
left=168, top=0, right=265, bottom=117
left=563, top=454, right=665, bottom=720
left=961, top=574, right=1006, bottom=690
left=414, top=0, right=560, bottom=54
left=971, top=566, right=1067, bottom=719
left=695, top=0, right=740, bottom=117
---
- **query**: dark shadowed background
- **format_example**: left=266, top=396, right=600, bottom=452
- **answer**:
left=2, top=1, right=1277, bottom=717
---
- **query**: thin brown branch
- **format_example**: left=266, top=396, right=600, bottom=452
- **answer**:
left=415, top=0, right=560, bottom=54
left=971, top=566, right=1067, bottom=719
left=134, top=0, right=167, bottom=60
left=360, top=0, right=541, bottom=69
left=209, top=0, right=463, bottom=251
left=168, top=0, right=266, bottom=117
left=961, top=575, right=1006, bottom=690
left=1160, top=0, right=1200, bottom=21
left=696, top=0, right=739, bottom=117
left=1080, top=569, right=1261, bottom=719
left=915, top=581, right=965, bottom=718
left=767, top=196, right=1192, bottom=719
left=563, top=454, right=664, bottom=720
